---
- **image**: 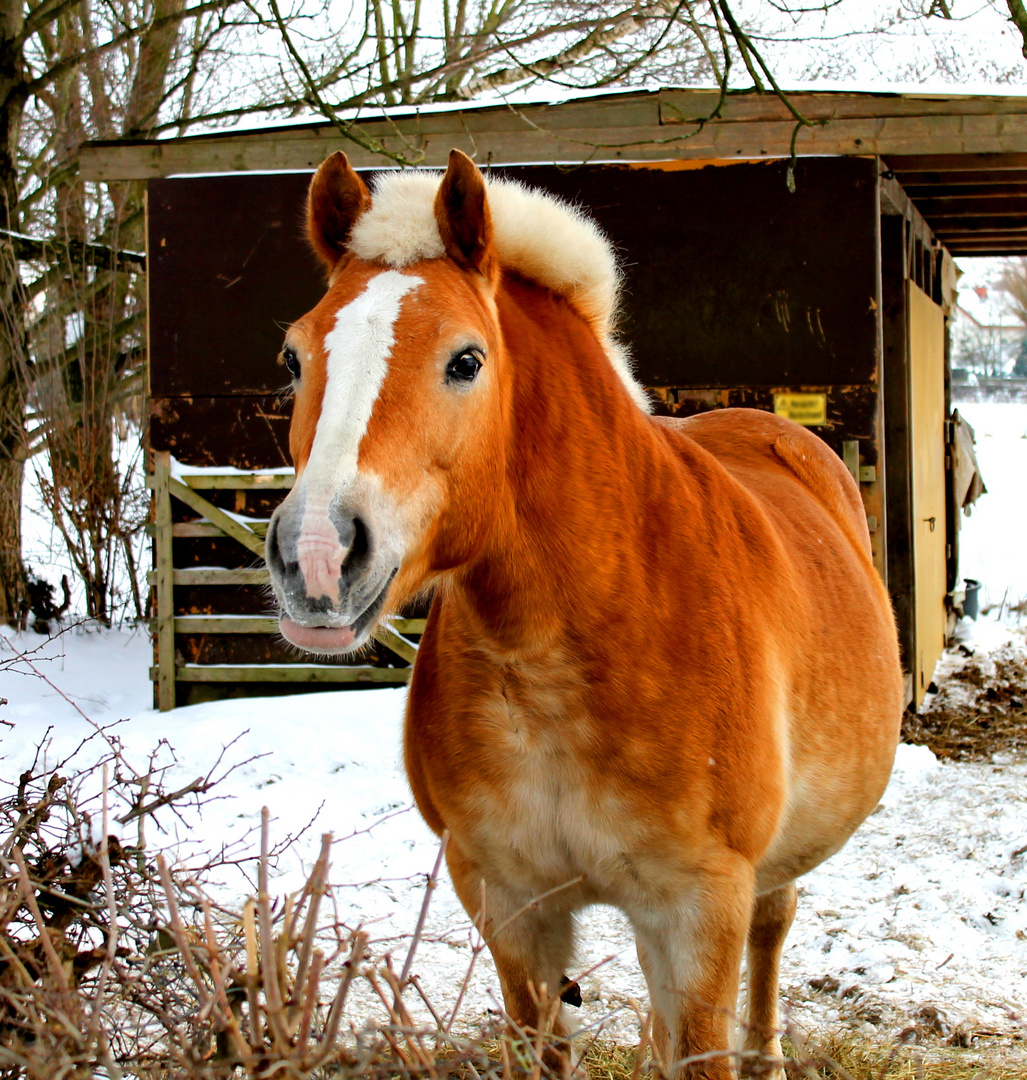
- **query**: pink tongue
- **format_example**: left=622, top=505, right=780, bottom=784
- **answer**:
left=280, top=617, right=356, bottom=652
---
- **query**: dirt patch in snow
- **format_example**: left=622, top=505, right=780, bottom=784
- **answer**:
left=902, top=627, right=1027, bottom=762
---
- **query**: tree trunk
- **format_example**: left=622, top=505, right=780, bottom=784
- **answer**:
left=0, top=0, right=27, bottom=625
left=0, top=408, right=26, bottom=626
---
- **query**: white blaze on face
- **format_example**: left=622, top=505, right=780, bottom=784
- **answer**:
left=297, top=270, right=423, bottom=601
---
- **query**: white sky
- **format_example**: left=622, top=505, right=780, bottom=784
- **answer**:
left=178, top=0, right=1027, bottom=138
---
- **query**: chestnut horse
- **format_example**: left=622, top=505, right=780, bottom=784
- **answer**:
left=265, top=149, right=903, bottom=1078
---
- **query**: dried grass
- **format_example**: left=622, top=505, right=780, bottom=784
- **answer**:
left=784, top=1030, right=1027, bottom=1080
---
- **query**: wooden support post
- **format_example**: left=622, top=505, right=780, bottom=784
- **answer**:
left=153, top=452, right=176, bottom=711
left=842, top=440, right=860, bottom=486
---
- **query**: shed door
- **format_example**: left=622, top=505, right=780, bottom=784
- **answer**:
left=907, top=282, right=947, bottom=707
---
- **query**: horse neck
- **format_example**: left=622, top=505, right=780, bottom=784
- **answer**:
left=451, top=277, right=678, bottom=654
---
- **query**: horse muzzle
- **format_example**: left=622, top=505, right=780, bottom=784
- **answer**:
left=266, top=494, right=398, bottom=655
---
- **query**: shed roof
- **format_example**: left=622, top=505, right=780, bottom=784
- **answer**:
left=79, top=86, right=1027, bottom=256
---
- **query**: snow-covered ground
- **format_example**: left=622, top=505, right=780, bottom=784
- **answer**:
left=956, top=401, right=1027, bottom=618
left=2, top=402, right=1026, bottom=1052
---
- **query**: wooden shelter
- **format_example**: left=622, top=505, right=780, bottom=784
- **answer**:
left=79, top=87, right=1021, bottom=710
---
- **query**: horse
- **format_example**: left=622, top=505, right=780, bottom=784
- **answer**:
left=264, top=148, right=904, bottom=1078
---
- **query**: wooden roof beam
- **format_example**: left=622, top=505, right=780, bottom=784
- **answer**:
left=916, top=197, right=1027, bottom=216
left=934, top=226, right=1027, bottom=238
left=78, top=90, right=1027, bottom=181
left=945, top=242, right=1027, bottom=253
left=896, top=168, right=1027, bottom=187
left=885, top=152, right=1027, bottom=171
left=904, top=183, right=1027, bottom=198
left=879, top=168, right=936, bottom=254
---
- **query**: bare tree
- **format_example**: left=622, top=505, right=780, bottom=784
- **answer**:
left=0, top=0, right=721, bottom=626
left=3, top=0, right=1026, bottom=627
left=996, top=257, right=1027, bottom=377
left=0, top=0, right=31, bottom=625
left=998, top=257, right=1027, bottom=326
left=0, top=0, right=258, bottom=624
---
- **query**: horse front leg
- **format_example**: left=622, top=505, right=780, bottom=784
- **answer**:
left=632, top=854, right=754, bottom=1080
left=741, top=882, right=797, bottom=1078
left=447, top=843, right=578, bottom=1074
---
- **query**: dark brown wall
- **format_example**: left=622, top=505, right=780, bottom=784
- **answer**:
left=501, top=158, right=880, bottom=388
left=148, top=157, right=880, bottom=467
left=148, top=172, right=321, bottom=467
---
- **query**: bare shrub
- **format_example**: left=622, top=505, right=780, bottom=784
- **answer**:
left=0, top=718, right=572, bottom=1079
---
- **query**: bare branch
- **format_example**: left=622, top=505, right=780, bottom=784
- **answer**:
left=1007, top=0, right=1027, bottom=57
left=0, top=228, right=145, bottom=273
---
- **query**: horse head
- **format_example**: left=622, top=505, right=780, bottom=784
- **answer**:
left=267, top=151, right=513, bottom=654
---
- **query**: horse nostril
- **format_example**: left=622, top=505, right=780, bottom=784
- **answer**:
left=342, top=515, right=370, bottom=577
left=352, top=516, right=369, bottom=559
left=266, top=518, right=285, bottom=574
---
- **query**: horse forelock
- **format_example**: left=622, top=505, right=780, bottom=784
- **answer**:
left=346, top=171, right=650, bottom=413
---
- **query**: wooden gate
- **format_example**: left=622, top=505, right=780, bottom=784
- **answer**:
left=148, top=451, right=423, bottom=710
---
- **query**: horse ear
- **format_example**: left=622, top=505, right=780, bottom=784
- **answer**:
left=435, top=149, right=493, bottom=273
left=307, top=151, right=372, bottom=272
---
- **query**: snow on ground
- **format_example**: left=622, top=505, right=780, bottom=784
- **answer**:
left=955, top=401, right=1027, bottom=619
left=3, top=623, right=1025, bottom=1048
left=2, top=403, right=1027, bottom=1051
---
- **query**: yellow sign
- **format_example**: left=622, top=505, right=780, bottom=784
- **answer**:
left=774, top=392, right=827, bottom=427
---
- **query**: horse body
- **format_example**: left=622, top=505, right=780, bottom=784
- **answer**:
left=265, top=149, right=903, bottom=1078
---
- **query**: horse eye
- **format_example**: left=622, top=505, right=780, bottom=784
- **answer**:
left=446, top=350, right=482, bottom=384
left=282, top=345, right=301, bottom=380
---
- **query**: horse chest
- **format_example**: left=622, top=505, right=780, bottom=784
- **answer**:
left=456, top=666, right=640, bottom=896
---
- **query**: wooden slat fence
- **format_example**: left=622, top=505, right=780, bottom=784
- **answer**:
left=148, top=450, right=424, bottom=710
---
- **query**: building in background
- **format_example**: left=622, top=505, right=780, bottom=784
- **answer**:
left=951, top=264, right=1027, bottom=387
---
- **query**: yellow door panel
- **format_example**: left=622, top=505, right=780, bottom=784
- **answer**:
left=907, top=282, right=947, bottom=708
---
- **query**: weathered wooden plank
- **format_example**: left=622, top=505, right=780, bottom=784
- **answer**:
left=85, top=92, right=659, bottom=160
left=912, top=195, right=1027, bottom=217
left=373, top=625, right=418, bottom=664
left=924, top=214, right=1027, bottom=231
left=179, top=472, right=294, bottom=490
left=933, top=219, right=1027, bottom=232
left=146, top=520, right=272, bottom=538
left=886, top=152, right=1027, bottom=171
left=935, top=227, right=1027, bottom=239
left=80, top=103, right=1027, bottom=180
left=903, top=182, right=1027, bottom=199
left=147, top=567, right=270, bottom=585
left=896, top=168, right=1027, bottom=187
left=164, top=614, right=427, bottom=636
left=879, top=174, right=935, bottom=252
left=80, top=97, right=662, bottom=179
left=82, top=128, right=676, bottom=179
left=88, top=91, right=1027, bottom=180
left=659, top=89, right=1027, bottom=124
left=942, top=241, right=1027, bottom=254
left=169, top=520, right=270, bottom=539
left=173, top=567, right=268, bottom=585
left=168, top=476, right=265, bottom=559
left=153, top=452, right=176, bottom=712
left=880, top=214, right=914, bottom=675
left=154, top=664, right=412, bottom=684
left=171, top=615, right=279, bottom=633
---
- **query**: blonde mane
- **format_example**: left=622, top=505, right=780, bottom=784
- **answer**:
left=347, top=171, right=650, bottom=413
